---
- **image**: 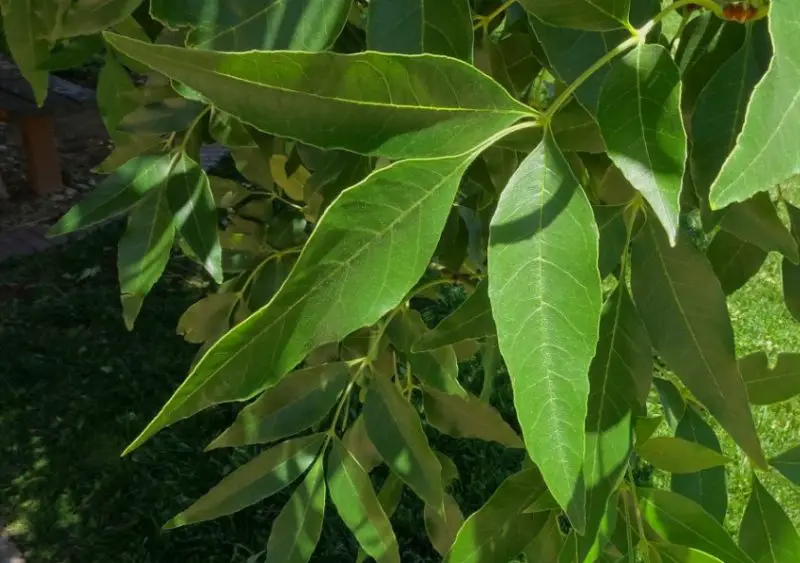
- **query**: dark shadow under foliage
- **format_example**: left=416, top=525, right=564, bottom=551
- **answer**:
left=0, top=224, right=523, bottom=563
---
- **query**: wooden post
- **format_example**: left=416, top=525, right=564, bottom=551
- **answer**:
left=19, top=115, right=63, bottom=196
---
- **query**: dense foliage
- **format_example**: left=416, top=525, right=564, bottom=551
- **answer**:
left=3, top=0, right=800, bottom=561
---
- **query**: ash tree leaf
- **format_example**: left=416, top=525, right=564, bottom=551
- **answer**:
left=594, top=205, right=628, bottom=278
left=58, top=0, right=141, bottom=39
left=355, top=475, right=406, bottom=563
left=552, top=102, right=606, bottom=154
left=637, top=436, right=730, bottom=474
left=635, top=416, right=663, bottom=446
left=413, top=280, right=496, bottom=352
left=631, top=221, right=766, bottom=468
left=121, top=133, right=507, bottom=454
left=583, top=285, right=652, bottom=549
left=3, top=0, right=50, bottom=105
left=387, top=308, right=465, bottom=397
left=118, top=97, right=206, bottom=135
left=719, top=193, right=798, bottom=263
left=95, top=52, right=147, bottom=142
left=597, top=44, right=686, bottom=245
left=690, top=20, right=769, bottom=215
left=782, top=203, right=800, bottom=322
left=342, top=415, right=382, bottom=475
left=118, top=188, right=176, bottom=331
left=265, top=455, right=326, bottom=563
left=364, top=369, right=444, bottom=509
left=637, top=488, right=752, bottom=563
left=150, top=0, right=350, bottom=51
left=50, top=154, right=173, bottom=236
left=671, top=406, right=728, bottom=524
left=327, top=438, right=401, bottom=563
left=425, top=494, right=464, bottom=556
left=367, top=0, right=473, bottom=62
left=654, top=378, right=686, bottom=429
left=518, top=0, right=630, bottom=31
left=709, top=1, right=800, bottom=208
left=739, top=351, right=800, bottom=405
left=523, top=512, right=566, bottom=562
left=422, top=388, right=524, bottom=449
left=529, top=0, right=658, bottom=112
left=445, top=469, right=549, bottom=563
left=770, top=445, right=800, bottom=487
left=487, top=31, right=543, bottom=100
left=165, top=433, right=325, bottom=529
left=177, top=293, right=238, bottom=344
left=103, top=32, right=535, bottom=160
left=650, top=544, right=726, bottom=563
left=739, top=476, right=800, bottom=563
left=706, top=230, right=767, bottom=296
left=207, top=363, right=350, bottom=449
left=165, top=153, right=223, bottom=283
left=488, top=131, right=602, bottom=531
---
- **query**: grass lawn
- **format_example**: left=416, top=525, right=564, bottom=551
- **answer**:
left=0, top=223, right=798, bottom=562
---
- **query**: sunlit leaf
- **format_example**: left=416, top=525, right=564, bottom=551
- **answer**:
left=177, top=293, right=238, bottom=344
left=59, top=0, right=141, bottom=38
left=739, top=476, right=800, bottom=563
left=489, top=132, right=602, bottom=530
left=103, top=32, right=534, bottom=160
left=638, top=436, right=729, bottom=474
left=425, top=493, right=464, bottom=556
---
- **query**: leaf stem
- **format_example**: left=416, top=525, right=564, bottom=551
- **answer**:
left=542, top=0, right=724, bottom=122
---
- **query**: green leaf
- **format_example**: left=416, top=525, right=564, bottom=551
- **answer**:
left=96, top=51, right=143, bottom=140
left=367, top=0, right=473, bottom=62
left=121, top=134, right=506, bottom=454
left=690, top=21, right=769, bottom=213
left=165, top=153, right=223, bottom=282
left=739, top=351, right=800, bottom=405
left=327, top=439, right=400, bottom=563
left=782, top=257, right=800, bottom=323
left=638, top=436, right=729, bottom=474
left=707, top=230, right=767, bottom=296
left=208, top=363, right=350, bottom=449
left=583, top=285, right=652, bottom=547
left=93, top=135, right=163, bottom=175
left=638, top=488, right=752, bottom=563
left=50, top=154, right=173, bottom=236
left=342, top=415, right=382, bottom=475
left=552, top=101, right=606, bottom=154
left=739, top=476, right=800, bottom=563
left=118, top=97, right=205, bottom=135
left=118, top=188, right=176, bottom=330
left=103, top=32, right=534, bottom=160
left=595, top=205, right=628, bottom=278
left=631, top=222, right=766, bottom=468
left=40, top=35, right=104, bottom=70
left=654, top=378, right=686, bottom=429
left=355, top=474, right=406, bottom=563
left=523, top=512, right=566, bottom=563
left=177, top=293, right=238, bottom=344
left=165, top=433, right=325, bottom=529
left=59, top=0, right=141, bottom=38
left=413, top=280, right=496, bottom=352
left=597, top=44, right=685, bottom=244
left=265, top=455, right=326, bottom=563
left=423, top=388, right=523, bottom=449
left=364, top=369, right=444, bottom=509
left=3, top=0, right=50, bottom=105
left=770, top=445, right=800, bottom=487
left=488, top=131, right=602, bottom=530
left=487, top=31, right=543, bottom=100
left=425, top=493, right=464, bottom=556
left=150, top=0, right=350, bottom=51
left=709, top=1, right=800, bottom=208
left=518, top=0, right=630, bottom=31
left=650, top=544, right=725, bottom=563
left=445, top=469, right=549, bottom=563
left=671, top=406, right=728, bottom=524
left=720, top=194, right=798, bottom=262
left=635, top=416, right=663, bottom=446
left=387, top=308, right=465, bottom=397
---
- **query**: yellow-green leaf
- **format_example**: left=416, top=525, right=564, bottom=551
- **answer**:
left=638, top=436, right=729, bottom=474
left=519, top=0, right=630, bottom=31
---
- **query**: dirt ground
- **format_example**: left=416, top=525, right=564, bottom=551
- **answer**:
left=0, top=106, right=111, bottom=232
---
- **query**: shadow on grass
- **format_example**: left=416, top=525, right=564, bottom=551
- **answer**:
left=0, top=225, right=524, bottom=563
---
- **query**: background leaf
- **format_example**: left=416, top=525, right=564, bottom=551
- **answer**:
left=739, top=351, right=800, bottom=405
left=165, top=433, right=324, bottom=528
left=637, top=436, right=729, bottom=474
left=518, top=0, right=630, bottom=31
left=104, top=33, right=534, bottom=160
left=707, top=230, right=767, bottom=296
left=489, top=132, right=602, bottom=530
left=770, top=445, right=800, bottom=487
left=368, top=0, right=473, bottom=61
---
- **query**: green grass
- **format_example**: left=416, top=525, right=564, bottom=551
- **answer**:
left=0, top=226, right=521, bottom=563
left=1, top=224, right=799, bottom=562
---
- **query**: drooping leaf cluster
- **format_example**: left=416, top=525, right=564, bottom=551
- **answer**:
left=4, top=0, right=800, bottom=561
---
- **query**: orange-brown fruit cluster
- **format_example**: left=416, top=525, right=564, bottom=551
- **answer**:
left=722, top=2, right=759, bottom=22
